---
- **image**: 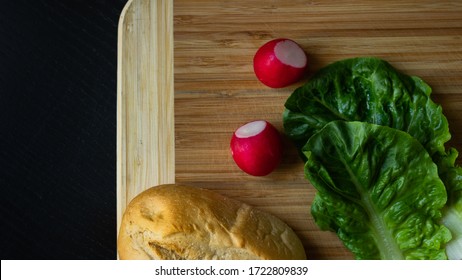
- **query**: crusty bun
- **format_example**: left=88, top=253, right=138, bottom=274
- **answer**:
left=118, top=184, right=306, bottom=260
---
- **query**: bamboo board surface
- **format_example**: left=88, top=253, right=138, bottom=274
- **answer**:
left=117, top=0, right=462, bottom=259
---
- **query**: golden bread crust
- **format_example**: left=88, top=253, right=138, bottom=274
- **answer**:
left=118, top=184, right=306, bottom=260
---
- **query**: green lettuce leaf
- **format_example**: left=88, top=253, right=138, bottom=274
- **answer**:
left=437, top=149, right=462, bottom=259
left=304, top=121, right=451, bottom=259
left=283, top=57, right=462, bottom=258
left=283, top=57, right=450, bottom=157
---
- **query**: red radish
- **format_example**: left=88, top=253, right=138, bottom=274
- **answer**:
left=230, top=120, right=282, bottom=176
left=253, top=38, right=307, bottom=88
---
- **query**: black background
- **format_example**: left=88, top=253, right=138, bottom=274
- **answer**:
left=1, top=0, right=128, bottom=259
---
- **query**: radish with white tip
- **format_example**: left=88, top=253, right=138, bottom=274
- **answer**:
left=253, top=38, right=308, bottom=88
left=230, top=120, right=282, bottom=176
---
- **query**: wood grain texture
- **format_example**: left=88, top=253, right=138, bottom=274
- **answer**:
left=117, top=0, right=174, bottom=237
left=119, top=0, right=462, bottom=259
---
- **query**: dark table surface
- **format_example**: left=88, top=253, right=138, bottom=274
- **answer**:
left=1, top=0, right=128, bottom=259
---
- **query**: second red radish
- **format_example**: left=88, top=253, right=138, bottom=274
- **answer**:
left=253, top=38, right=307, bottom=88
left=230, top=120, right=282, bottom=176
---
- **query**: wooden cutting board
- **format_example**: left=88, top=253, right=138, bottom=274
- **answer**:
left=117, top=0, right=462, bottom=259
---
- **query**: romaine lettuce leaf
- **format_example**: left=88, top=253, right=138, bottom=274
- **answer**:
left=283, top=57, right=450, bottom=158
left=437, top=149, right=462, bottom=259
left=304, top=121, right=452, bottom=259
left=283, top=57, right=462, bottom=259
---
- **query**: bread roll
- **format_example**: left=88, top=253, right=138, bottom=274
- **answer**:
left=118, top=184, right=306, bottom=260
